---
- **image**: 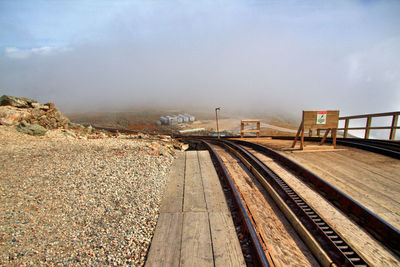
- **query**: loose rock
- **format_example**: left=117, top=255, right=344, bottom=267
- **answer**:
left=15, top=121, right=47, bottom=136
left=0, top=95, right=37, bottom=108
left=0, top=125, right=175, bottom=266
left=0, top=95, right=72, bottom=130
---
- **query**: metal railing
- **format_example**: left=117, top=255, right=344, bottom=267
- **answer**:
left=338, top=111, right=400, bottom=140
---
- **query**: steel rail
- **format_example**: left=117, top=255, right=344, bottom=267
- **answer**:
left=312, top=137, right=400, bottom=152
left=306, top=137, right=400, bottom=157
left=335, top=140, right=400, bottom=159
left=234, top=139, right=400, bottom=257
left=201, top=140, right=271, bottom=267
left=92, top=126, right=173, bottom=136
left=333, top=138, right=400, bottom=147
left=219, top=140, right=368, bottom=266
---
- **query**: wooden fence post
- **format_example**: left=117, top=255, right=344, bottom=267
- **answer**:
left=390, top=114, right=398, bottom=140
left=344, top=119, right=349, bottom=138
left=365, top=116, right=372, bottom=139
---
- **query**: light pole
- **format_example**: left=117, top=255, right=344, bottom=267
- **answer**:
left=215, top=107, right=221, bottom=139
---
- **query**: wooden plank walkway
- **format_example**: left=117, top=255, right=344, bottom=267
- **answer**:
left=250, top=139, right=400, bottom=230
left=146, top=151, right=245, bottom=267
left=246, top=138, right=400, bottom=266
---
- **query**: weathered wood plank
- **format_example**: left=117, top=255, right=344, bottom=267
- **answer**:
left=247, top=146, right=400, bottom=266
left=145, top=212, right=183, bottom=267
left=180, top=211, right=214, bottom=267
left=198, top=150, right=229, bottom=213
left=183, top=151, right=206, bottom=212
left=214, top=146, right=320, bottom=266
left=209, top=212, right=246, bottom=267
left=198, top=151, right=246, bottom=266
left=160, top=152, right=185, bottom=213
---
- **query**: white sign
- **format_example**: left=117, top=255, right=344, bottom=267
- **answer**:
left=316, top=111, right=327, bottom=124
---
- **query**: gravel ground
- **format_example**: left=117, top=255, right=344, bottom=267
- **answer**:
left=0, top=126, right=174, bottom=266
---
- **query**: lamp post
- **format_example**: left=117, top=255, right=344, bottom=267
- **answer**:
left=215, top=107, right=221, bottom=139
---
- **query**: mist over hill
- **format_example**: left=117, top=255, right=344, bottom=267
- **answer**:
left=1, top=1, right=399, bottom=117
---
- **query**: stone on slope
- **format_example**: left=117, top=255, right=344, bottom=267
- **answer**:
left=0, top=95, right=37, bottom=108
left=15, top=121, right=47, bottom=136
left=31, top=102, right=49, bottom=110
left=0, top=106, right=31, bottom=126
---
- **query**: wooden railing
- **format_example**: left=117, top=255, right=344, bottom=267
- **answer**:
left=241, top=120, right=260, bottom=138
left=338, top=111, right=400, bottom=140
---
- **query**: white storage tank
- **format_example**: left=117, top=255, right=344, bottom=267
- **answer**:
left=167, top=115, right=178, bottom=125
left=159, top=116, right=168, bottom=125
left=187, top=114, right=195, bottom=122
left=180, top=114, right=190, bottom=123
left=177, top=114, right=186, bottom=123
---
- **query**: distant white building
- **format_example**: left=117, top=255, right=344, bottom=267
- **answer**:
left=176, top=115, right=184, bottom=124
left=159, top=116, right=169, bottom=125
left=178, top=114, right=188, bottom=123
left=158, top=113, right=195, bottom=125
left=185, top=114, right=195, bottom=122
left=166, top=115, right=178, bottom=125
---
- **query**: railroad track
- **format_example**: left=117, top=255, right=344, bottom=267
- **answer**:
left=233, top=140, right=400, bottom=254
left=333, top=138, right=400, bottom=159
left=94, top=126, right=400, bottom=158
left=202, top=141, right=271, bottom=267
left=85, top=127, right=398, bottom=265
left=200, top=138, right=400, bottom=266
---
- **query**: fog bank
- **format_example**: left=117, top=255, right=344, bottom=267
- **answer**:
left=1, top=0, right=399, bottom=117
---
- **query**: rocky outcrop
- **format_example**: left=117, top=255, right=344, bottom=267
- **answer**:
left=0, top=95, right=37, bottom=108
left=0, top=95, right=71, bottom=129
left=28, top=106, right=70, bottom=129
left=0, top=106, right=31, bottom=126
left=15, top=121, right=47, bottom=136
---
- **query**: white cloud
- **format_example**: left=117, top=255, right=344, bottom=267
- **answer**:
left=4, top=47, right=31, bottom=59
left=346, top=37, right=400, bottom=84
left=4, top=46, right=65, bottom=59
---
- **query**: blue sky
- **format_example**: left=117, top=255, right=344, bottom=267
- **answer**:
left=2, top=1, right=399, bottom=50
left=0, top=0, right=399, bottom=114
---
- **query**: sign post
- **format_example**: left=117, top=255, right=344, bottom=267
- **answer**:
left=292, top=110, right=339, bottom=150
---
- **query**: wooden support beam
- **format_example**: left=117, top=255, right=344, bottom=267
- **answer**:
left=291, top=121, right=303, bottom=148
left=390, top=115, right=398, bottom=140
left=365, top=116, right=372, bottom=139
left=320, top=128, right=331, bottom=146
left=241, top=120, right=260, bottom=123
left=344, top=119, right=349, bottom=138
left=332, top=128, right=337, bottom=148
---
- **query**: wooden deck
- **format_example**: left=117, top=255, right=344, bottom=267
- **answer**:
left=247, top=138, right=400, bottom=230
left=244, top=138, right=400, bottom=266
left=145, top=151, right=245, bottom=267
